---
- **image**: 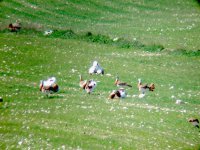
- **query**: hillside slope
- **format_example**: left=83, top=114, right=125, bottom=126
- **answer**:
left=0, top=0, right=200, bottom=150
left=0, top=0, right=200, bottom=50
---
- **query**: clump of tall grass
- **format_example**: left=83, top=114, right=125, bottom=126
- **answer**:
left=48, top=29, right=77, bottom=39
left=113, top=38, right=144, bottom=49
left=2, top=26, right=199, bottom=57
left=84, top=32, right=113, bottom=44
left=143, top=44, right=164, bottom=52
left=83, top=32, right=144, bottom=49
left=171, top=49, right=200, bottom=57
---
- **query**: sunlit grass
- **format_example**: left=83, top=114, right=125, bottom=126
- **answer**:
left=0, top=0, right=200, bottom=149
left=0, top=31, right=200, bottom=149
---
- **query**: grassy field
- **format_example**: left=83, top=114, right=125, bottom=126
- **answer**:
left=0, top=0, right=200, bottom=150
left=1, top=0, right=200, bottom=50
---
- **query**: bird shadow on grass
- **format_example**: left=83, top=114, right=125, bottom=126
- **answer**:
left=41, top=94, right=64, bottom=99
left=0, top=104, right=9, bottom=109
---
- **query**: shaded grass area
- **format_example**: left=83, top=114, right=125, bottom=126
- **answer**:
left=171, top=48, right=200, bottom=57
left=1, top=28, right=200, bottom=57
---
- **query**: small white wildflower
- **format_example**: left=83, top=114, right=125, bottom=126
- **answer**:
left=71, top=69, right=77, bottom=73
left=110, top=106, right=114, bottom=111
left=18, top=140, right=23, bottom=145
left=139, top=94, right=145, bottom=98
left=122, top=107, right=128, bottom=110
left=126, top=95, right=131, bottom=98
left=132, top=94, right=137, bottom=98
left=176, top=99, right=184, bottom=104
left=61, top=145, right=65, bottom=150
left=105, top=73, right=112, bottom=76
left=113, top=37, right=119, bottom=41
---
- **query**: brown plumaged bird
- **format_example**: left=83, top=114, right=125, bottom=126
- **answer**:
left=39, top=80, right=59, bottom=96
left=109, top=88, right=126, bottom=99
left=79, top=75, right=97, bottom=94
left=137, top=79, right=155, bottom=94
left=188, top=118, right=199, bottom=128
left=79, top=75, right=88, bottom=90
left=114, top=76, right=132, bottom=87
left=8, top=21, right=21, bottom=32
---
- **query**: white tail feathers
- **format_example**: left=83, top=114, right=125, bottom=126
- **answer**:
left=89, top=61, right=104, bottom=75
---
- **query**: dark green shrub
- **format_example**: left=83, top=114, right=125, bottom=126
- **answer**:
left=115, top=38, right=133, bottom=48
left=85, top=33, right=112, bottom=44
left=50, top=29, right=76, bottom=39
left=143, top=44, right=164, bottom=52
left=85, top=32, right=92, bottom=37
left=112, top=38, right=144, bottom=49
left=64, top=29, right=77, bottom=38
left=172, top=49, right=200, bottom=57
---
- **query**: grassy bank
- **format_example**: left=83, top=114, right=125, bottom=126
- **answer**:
left=1, top=0, right=200, bottom=50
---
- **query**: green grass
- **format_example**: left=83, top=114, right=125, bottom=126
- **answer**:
left=0, top=0, right=200, bottom=149
left=1, top=0, right=200, bottom=50
left=0, top=30, right=200, bottom=150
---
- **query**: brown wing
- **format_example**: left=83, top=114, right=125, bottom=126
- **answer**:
left=140, top=84, right=149, bottom=89
left=115, top=90, right=121, bottom=97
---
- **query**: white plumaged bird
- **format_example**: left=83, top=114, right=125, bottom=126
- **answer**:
left=39, top=77, right=59, bottom=96
left=89, top=61, right=104, bottom=75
